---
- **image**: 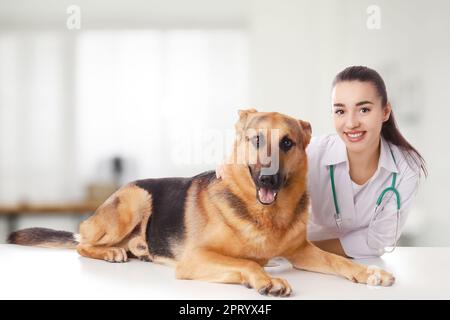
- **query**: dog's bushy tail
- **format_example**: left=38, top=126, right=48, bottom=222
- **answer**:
left=7, top=228, right=79, bottom=249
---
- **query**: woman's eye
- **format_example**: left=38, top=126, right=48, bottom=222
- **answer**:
left=335, top=109, right=344, bottom=115
left=360, top=107, right=370, bottom=114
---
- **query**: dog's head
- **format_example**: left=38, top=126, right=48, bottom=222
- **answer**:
left=232, top=109, right=311, bottom=205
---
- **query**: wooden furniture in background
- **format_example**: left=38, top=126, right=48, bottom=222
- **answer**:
left=0, top=201, right=102, bottom=237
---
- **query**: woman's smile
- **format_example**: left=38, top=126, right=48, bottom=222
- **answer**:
left=344, top=130, right=366, bottom=143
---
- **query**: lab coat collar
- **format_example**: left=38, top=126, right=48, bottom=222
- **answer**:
left=379, top=136, right=399, bottom=173
left=322, top=135, right=399, bottom=173
left=322, top=135, right=347, bottom=166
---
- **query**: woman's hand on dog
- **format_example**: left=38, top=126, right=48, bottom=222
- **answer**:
left=215, top=162, right=226, bottom=179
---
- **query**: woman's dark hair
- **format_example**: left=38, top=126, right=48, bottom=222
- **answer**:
left=332, top=66, right=427, bottom=177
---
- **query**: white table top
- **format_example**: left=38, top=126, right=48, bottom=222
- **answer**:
left=0, top=245, right=448, bottom=300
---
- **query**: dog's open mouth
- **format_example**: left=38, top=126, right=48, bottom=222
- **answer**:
left=257, top=188, right=278, bottom=205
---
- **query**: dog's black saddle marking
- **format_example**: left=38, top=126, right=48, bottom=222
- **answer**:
left=134, top=171, right=216, bottom=259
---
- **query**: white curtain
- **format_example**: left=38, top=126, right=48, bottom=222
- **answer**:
left=0, top=32, right=71, bottom=203
left=0, top=29, right=249, bottom=204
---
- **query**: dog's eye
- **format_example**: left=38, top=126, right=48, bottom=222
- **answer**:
left=280, top=137, right=293, bottom=152
left=251, top=135, right=264, bottom=149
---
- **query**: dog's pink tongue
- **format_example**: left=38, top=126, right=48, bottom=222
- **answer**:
left=258, top=188, right=275, bottom=204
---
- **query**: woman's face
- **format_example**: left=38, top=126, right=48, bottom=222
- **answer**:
left=332, top=80, right=391, bottom=154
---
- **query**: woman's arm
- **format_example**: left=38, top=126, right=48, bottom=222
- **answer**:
left=339, top=169, right=420, bottom=258
left=312, top=239, right=349, bottom=257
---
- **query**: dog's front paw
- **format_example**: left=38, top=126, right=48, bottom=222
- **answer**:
left=352, top=265, right=395, bottom=286
left=366, top=265, right=395, bottom=286
left=104, top=247, right=128, bottom=263
left=253, top=277, right=292, bottom=297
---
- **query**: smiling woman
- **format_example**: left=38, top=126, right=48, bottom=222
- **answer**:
left=307, top=66, right=427, bottom=258
left=332, top=81, right=392, bottom=184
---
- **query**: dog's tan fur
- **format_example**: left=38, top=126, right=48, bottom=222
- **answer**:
left=9, top=109, right=394, bottom=296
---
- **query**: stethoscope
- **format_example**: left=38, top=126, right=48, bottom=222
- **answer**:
left=329, top=146, right=401, bottom=253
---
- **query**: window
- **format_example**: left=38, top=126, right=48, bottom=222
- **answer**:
left=0, top=29, right=249, bottom=202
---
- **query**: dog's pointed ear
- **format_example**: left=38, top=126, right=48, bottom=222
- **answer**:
left=298, top=119, right=312, bottom=147
left=235, top=108, right=258, bottom=133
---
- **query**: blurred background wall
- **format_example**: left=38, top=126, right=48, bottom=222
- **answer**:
left=0, top=0, right=449, bottom=246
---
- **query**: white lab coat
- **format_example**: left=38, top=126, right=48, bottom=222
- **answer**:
left=306, top=134, right=420, bottom=258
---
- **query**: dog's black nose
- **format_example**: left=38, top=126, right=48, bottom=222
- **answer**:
left=258, top=175, right=279, bottom=189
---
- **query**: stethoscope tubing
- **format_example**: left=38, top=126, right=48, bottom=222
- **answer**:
left=329, top=145, right=401, bottom=252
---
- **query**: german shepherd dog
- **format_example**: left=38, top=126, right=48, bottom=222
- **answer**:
left=8, top=109, right=394, bottom=296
